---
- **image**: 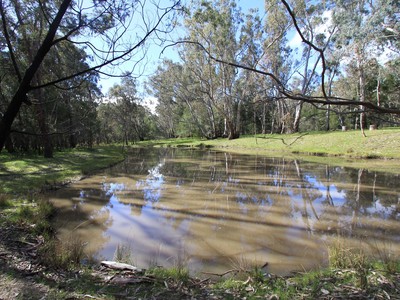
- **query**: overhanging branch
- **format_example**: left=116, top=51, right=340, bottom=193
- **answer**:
left=167, top=40, right=400, bottom=115
left=30, top=1, right=181, bottom=91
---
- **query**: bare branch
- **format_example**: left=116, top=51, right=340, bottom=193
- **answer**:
left=280, top=0, right=329, bottom=99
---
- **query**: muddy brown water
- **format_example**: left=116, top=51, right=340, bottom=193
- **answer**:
left=49, top=148, right=400, bottom=275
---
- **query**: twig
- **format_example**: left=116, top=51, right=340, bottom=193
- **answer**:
left=201, top=269, right=238, bottom=277
left=257, top=133, right=308, bottom=146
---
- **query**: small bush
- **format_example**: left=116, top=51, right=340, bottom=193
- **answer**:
left=18, top=204, right=34, bottom=220
left=329, top=239, right=371, bottom=289
left=36, top=199, right=56, bottom=220
left=0, top=194, right=11, bottom=208
left=371, top=240, right=400, bottom=274
left=39, top=235, right=86, bottom=269
left=147, top=266, right=190, bottom=283
left=113, top=243, right=134, bottom=265
left=32, top=199, right=56, bottom=235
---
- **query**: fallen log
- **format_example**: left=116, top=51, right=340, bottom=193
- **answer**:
left=100, top=261, right=141, bottom=272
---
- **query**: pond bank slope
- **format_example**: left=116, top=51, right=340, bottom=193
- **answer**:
left=137, top=129, right=400, bottom=173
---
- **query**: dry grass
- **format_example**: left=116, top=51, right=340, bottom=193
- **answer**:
left=113, top=243, right=134, bottom=265
left=39, top=235, right=86, bottom=269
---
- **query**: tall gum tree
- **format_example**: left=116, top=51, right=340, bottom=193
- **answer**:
left=181, top=0, right=244, bottom=139
left=290, top=0, right=334, bottom=133
left=237, top=10, right=265, bottom=134
left=261, top=0, right=293, bottom=133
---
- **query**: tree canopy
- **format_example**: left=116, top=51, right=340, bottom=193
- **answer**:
left=1, top=0, right=399, bottom=153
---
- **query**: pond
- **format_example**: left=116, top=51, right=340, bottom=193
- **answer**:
left=50, top=148, right=400, bottom=276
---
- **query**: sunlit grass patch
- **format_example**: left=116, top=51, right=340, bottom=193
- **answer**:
left=328, top=238, right=374, bottom=289
left=212, top=277, right=243, bottom=291
left=329, top=238, right=370, bottom=270
left=147, top=266, right=190, bottom=283
left=136, top=128, right=400, bottom=160
left=0, top=145, right=125, bottom=194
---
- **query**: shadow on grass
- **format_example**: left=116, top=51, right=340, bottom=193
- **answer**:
left=0, top=146, right=125, bottom=194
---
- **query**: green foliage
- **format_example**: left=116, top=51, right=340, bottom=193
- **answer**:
left=99, top=77, right=156, bottom=144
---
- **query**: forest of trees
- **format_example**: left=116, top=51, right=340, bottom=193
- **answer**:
left=0, top=0, right=399, bottom=156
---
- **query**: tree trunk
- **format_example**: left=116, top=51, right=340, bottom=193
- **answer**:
left=0, top=0, right=72, bottom=152
left=261, top=102, right=266, bottom=135
left=0, top=89, right=29, bottom=152
left=35, top=102, right=53, bottom=158
left=357, top=49, right=367, bottom=137
left=5, top=136, right=15, bottom=153
left=33, top=78, right=53, bottom=158
left=68, top=102, right=77, bottom=148
left=293, top=101, right=303, bottom=133
left=326, top=104, right=331, bottom=131
left=227, top=120, right=239, bottom=140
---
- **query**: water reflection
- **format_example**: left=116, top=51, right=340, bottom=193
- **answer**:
left=50, top=148, right=400, bottom=275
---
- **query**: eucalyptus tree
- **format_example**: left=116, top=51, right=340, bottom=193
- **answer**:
left=148, top=60, right=191, bottom=138
left=236, top=9, right=266, bottom=134
left=149, top=59, right=219, bottom=138
left=289, top=0, right=336, bottom=132
left=0, top=0, right=181, bottom=152
left=330, top=0, right=399, bottom=134
left=180, top=0, right=246, bottom=139
left=260, top=0, right=293, bottom=133
left=178, top=45, right=220, bottom=138
left=148, top=60, right=185, bottom=138
left=107, top=76, right=150, bottom=144
left=184, top=0, right=400, bottom=135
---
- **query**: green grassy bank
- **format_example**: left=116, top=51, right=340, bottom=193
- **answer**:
left=138, top=128, right=400, bottom=158
left=0, top=145, right=125, bottom=195
left=137, top=128, right=400, bottom=173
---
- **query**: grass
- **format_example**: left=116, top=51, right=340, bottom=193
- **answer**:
left=135, top=128, right=400, bottom=173
left=38, top=235, right=86, bottom=269
left=147, top=265, right=190, bottom=283
left=136, top=128, right=400, bottom=158
left=113, top=243, right=134, bottom=265
left=137, top=128, right=400, bottom=158
left=0, top=145, right=125, bottom=194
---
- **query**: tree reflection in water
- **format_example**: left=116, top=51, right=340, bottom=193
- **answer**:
left=49, top=148, right=400, bottom=275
